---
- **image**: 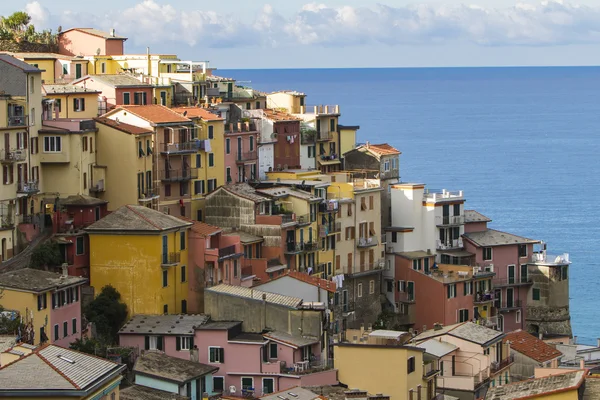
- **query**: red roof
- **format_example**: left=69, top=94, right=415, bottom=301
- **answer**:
left=265, top=270, right=336, bottom=293
left=116, top=105, right=191, bottom=125
left=362, top=143, right=401, bottom=156
left=178, top=216, right=221, bottom=238
left=171, top=107, right=224, bottom=121
left=95, top=117, right=153, bottom=135
left=504, top=330, right=563, bottom=363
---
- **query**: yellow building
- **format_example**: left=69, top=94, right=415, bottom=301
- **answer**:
left=86, top=204, right=192, bottom=315
left=42, top=84, right=101, bottom=119
left=335, top=342, right=438, bottom=400
left=3, top=52, right=89, bottom=84
left=0, top=268, right=87, bottom=346
left=0, top=344, right=125, bottom=399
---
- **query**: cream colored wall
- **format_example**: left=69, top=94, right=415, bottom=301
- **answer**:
left=29, top=72, right=43, bottom=193
left=45, top=93, right=99, bottom=119
left=21, top=59, right=55, bottom=84
left=266, top=92, right=299, bottom=113
left=353, top=189, right=383, bottom=270
left=339, top=127, right=357, bottom=157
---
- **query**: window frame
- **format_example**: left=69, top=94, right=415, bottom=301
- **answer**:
left=483, top=247, right=493, bottom=261
left=357, top=283, right=363, bottom=297
left=213, top=376, right=225, bottom=392
left=75, top=236, right=85, bottom=255
left=209, top=346, right=224, bottom=363
left=43, top=136, right=62, bottom=153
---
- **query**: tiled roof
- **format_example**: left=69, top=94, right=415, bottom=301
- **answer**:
left=43, top=84, right=100, bottom=95
left=134, top=352, right=217, bottom=383
left=119, top=314, right=209, bottom=335
left=196, top=321, right=242, bottom=330
left=121, top=385, right=189, bottom=400
left=77, top=74, right=150, bottom=88
left=171, top=107, right=224, bottom=121
left=256, top=187, right=321, bottom=202
left=222, top=183, right=271, bottom=203
left=263, top=108, right=302, bottom=122
left=60, top=195, right=107, bottom=206
left=0, top=269, right=87, bottom=293
left=260, top=387, right=320, bottom=400
left=178, top=216, right=221, bottom=238
left=0, top=54, right=43, bottom=73
left=504, top=330, right=562, bottom=363
left=61, top=28, right=127, bottom=39
left=206, top=284, right=303, bottom=309
left=263, top=331, right=319, bottom=348
left=95, top=117, right=154, bottom=136
left=359, top=143, right=401, bottom=156
left=484, top=370, right=585, bottom=400
left=414, top=322, right=504, bottom=346
left=117, top=105, right=191, bottom=124
left=86, top=205, right=192, bottom=232
left=464, top=210, right=492, bottom=223
left=223, top=230, right=263, bottom=244
left=0, top=344, right=124, bottom=390
left=258, top=270, right=336, bottom=293
left=463, top=229, right=539, bottom=247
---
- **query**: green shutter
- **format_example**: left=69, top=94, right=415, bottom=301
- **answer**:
left=176, top=337, right=181, bottom=351
left=447, top=285, right=451, bottom=299
left=157, top=336, right=163, bottom=351
left=145, top=336, right=149, bottom=350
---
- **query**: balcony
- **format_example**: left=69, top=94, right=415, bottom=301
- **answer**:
left=161, top=141, right=201, bottom=154
left=327, top=222, right=341, bottom=234
left=474, top=293, right=494, bottom=304
left=161, top=252, right=181, bottom=266
left=435, top=215, right=465, bottom=227
left=318, top=202, right=338, bottom=213
left=423, top=362, right=439, bottom=378
left=301, top=131, right=316, bottom=144
left=0, top=149, right=26, bottom=164
left=7, top=115, right=28, bottom=127
left=316, top=130, right=333, bottom=142
left=424, top=189, right=464, bottom=203
left=138, top=187, right=160, bottom=202
left=497, top=299, right=523, bottom=311
left=357, top=236, right=378, bottom=248
left=17, top=181, right=39, bottom=194
left=490, top=355, right=515, bottom=374
left=436, top=239, right=463, bottom=250
left=304, top=241, right=320, bottom=252
left=284, top=241, right=319, bottom=254
left=492, top=277, right=532, bottom=287
left=302, top=105, right=340, bottom=115
left=283, top=358, right=334, bottom=375
left=218, top=245, right=242, bottom=261
left=236, top=151, right=258, bottom=163
left=296, top=214, right=312, bottom=226
left=225, top=122, right=258, bottom=133
left=159, top=169, right=198, bottom=182
left=530, top=252, right=571, bottom=265
left=90, top=178, right=106, bottom=194
left=476, top=315, right=498, bottom=329
left=397, top=292, right=415, bottom=303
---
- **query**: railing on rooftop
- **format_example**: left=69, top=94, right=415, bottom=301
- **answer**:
left=302, top=105, right=339, bottom=115
left=226, top=122, right=258, bottom=133
left=352, top=179, right=380, bottom=190
left=424, top=189, right=464, bottom=202
left=530, top=252, right=571, bottom=265
left=490, top=355, right=514, bottom=374
left=435, top=215, right=465, bottom=226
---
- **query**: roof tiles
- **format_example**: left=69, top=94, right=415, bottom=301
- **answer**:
left=503, top=330, right=562, bottom=363
left=259, top=270, right=336, bottom=293
left=171, top=107, right=224, bottom=121
left=206, top=284, right=303, bottom=309
left=463, top=229, right=539, bottom=247
left=118, top=105, right=191, bottom=124
left=360, top=143, right=401, bottom=156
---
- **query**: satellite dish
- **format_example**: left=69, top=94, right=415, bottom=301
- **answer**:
left=229, top=386, right=237, bottom=394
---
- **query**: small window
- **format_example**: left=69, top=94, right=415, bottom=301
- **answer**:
left=72, top=318, right=77, bottom=334
left=178, top=336, right=192, bottom=350
left=123, top=92, right=131, bottom=105
left=163, top=304, right=168, bottom=314
left=483, top=247, right=493, bottom=261
left=357, top=283, right=363, bottom=297
left=76, top=236, right=84, bottom=255
left=101, top=62, right=106, bottom=74
left=516, top=310, right=522, bottom=324
left=73, top=98, right=85, bottom=112
left=180, top=231, right=186, bottom=250
left=209, top=153, right=214, bottom=167
left=391, top=232, right=397, bottom=243
left=226, top=138, right=230, bottom=154
left=447, top=284, right=456, bottom=299
left=181, top=299, right=187, bottom=313
left=181, top=265, right=186, bottom=282
left=407, top=356, right=416, bottom=373
left=213, top=377, right=224, bottom=392
left=208, top=125, right=214, bottom=139
left=63, top=321, right=68, bottom=338
left=518, top=244, right=527, bottom=258
left=162, top=270, right=168, bottom=287
left=533, top=288, right=541, bottom=301
left=54, top=324, right=59, bottom=341
left=369, top=280, right=375, bottom=294
left=209, top=347, right=225, bottom=363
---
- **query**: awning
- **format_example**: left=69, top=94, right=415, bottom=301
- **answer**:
left=265, top=264, right=287, bottom=273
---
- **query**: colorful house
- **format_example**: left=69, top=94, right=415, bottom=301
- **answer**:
left=86, top=204, right=192, bottom=315
left=58, top=27, right=127, bottom=57
left=0, top=344, right=125, bottom=399
left=0, top=268, right=86, bottom=347
left=503, top=329, right=563, bottom=382
left=42, top=84, right=101, bottom=119
left=72, top=74, right=153, bottom=110
left=1, top=52, right=88, bottom=84
left=223, top=116, right=259, bottom=184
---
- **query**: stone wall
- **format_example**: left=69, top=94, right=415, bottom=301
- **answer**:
left=340, top=272, right=383, bottom=330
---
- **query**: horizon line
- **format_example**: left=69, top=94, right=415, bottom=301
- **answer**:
left=216, top=64, right=600, bottom=71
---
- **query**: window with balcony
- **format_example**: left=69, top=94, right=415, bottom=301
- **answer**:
left=73, top=98, right=85, bottom=112
left=483, top=247, right=493, bottom=261
left=43, top=136, right=62, bottom=152
left=209, top=347, right=225, bottom=363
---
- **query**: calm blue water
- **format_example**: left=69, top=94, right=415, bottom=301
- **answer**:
left=221, top=67, right=600, bottom=344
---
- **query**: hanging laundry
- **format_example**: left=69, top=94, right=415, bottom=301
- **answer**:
left=204, top=139, right=212, bottom=152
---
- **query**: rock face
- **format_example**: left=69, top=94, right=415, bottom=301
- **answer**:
left=0, top=40, right=58, bottom=53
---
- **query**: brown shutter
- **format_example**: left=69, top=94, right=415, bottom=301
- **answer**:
left=23, top=132, right=27, bottom=148
left=336, top=255, right=340, bottom=270
left=347, top=253, right=352, bottom=270
left=351, top=227, right=355, bottom=239
left=369, top=222, right=375, bottom=236
left=369, top=195, right=374, bottom=210
left=347, top=204, right=352, bottom=216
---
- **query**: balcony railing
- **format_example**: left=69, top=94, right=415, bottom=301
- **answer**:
left=476, top=315, right=498, bottom=329
left=397, top=292, right=415, bottom=303
left=162, top=141, right=201, bottom=154
left=327, top=222, right=341, bottom=233
left=17, top=180, right=39, bottom=194
left=530, top=252, right=571, bottom=265
left=497, top=299, right=523, bottom=310
left=90, top=179, right=106, bottom=193
left=424, top=189, right=464, bottom=202
left=436, top=239, right=463, bottom=250
left=423, top=362, right=438, bottom=377
left=219, top=245, right=241, bottom=260
left=492, top=277, right=532, bottom=287
left=435, top=215, right=465, bottom=226
left=490, top=355, right=515, bottom=374
left=236, top=151, right=258, bottom=163
left=159, top=169, right=198, bottom=181
left=300, top=131, right=316, bottom=144
left=316, top=130, right=333, bottom=141
left=318, top=202, right=338, bottom=213
left=7, top=115, right=27, bottom=127
left=0, top=149, right=26, bottom=163
left=162, top=252, right=180, bottom=266
left=474, top=293, right=494, bottom=304
left=285, top=241, right=319, bottom=254
left=296, top=214, right=311, bottom=226
left=138, top=187, right=160, bottom=202
left=357, top=236, right=378, bottom=248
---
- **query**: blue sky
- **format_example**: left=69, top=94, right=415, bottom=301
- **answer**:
left=4, top=0, right=600, bottom=68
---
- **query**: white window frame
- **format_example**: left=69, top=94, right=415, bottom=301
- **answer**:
left=448, top=283, right=456, bottom=298
left=180, top=336, right=192, bottom=350
left=262, top=377, right=275, bottom=395
left=516, top=310, right=522, bottom=324
left=357, top=283, right=363, bottom=298
left=43, top=136, right=62, bottom=153
left=483, top=247, right=493, bottom=261
left=74, top=98, right=85, bottom=112
left=209, top=346, right=224, bottom=363
left=384, top=160, right=390, bottom=172
left=148, top=335, right=158, bottom=350
left=241, top=377, right=254, bottom=391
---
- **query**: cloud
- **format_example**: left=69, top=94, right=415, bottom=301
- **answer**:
left=23, top=0, right=600, bottom=50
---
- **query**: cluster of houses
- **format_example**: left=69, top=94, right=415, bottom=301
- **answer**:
left=0, top=26, right=587, bottom=400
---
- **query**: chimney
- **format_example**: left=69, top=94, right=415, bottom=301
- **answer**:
left=539, top=332, right=543, bottom=340
left=573, top=336, right=578, bottom=345
left=110, top=28, right=115, bottom=37
left=580, top=359, right=585, bottom=369
left=61, top=263, right=68, bottom=278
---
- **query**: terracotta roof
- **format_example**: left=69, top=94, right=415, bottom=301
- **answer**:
left=60, top=28, right=127, bottom=40
left=263, top=108, right=302, bottom=122
left=116, top=105, right=191, bottom=125
left=95, top=117, right=153, bottom=136
left=178, top=216, right=221, bottom=238
left=504, top=330, right=562, bottom=363
left=171, top=107, right=224, bottom=121
left=260, top=270, right=336, bottom=293
left=360, top=143, right=401, bottom=156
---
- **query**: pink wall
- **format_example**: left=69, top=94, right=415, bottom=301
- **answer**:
left=273, top=121, right=301, bottom=169
left=59, top=31, right=107, bottom=56
left=50, top=286, right=82, bottom=348
left=224, top=132, right=258, bottom=183
left=464, top=221, right=488, bottom=233
left=105, top=39, right=125, bottom=56
left=119, top=334, right=194, bottom=359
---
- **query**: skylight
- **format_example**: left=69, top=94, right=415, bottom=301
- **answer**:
left=58, top=355, right=75, bottom=364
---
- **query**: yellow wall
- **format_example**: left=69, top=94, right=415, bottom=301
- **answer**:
left=0, top=289, right=50, bottom=345
left=339, top=127, right=357, bottom=157
left=22, top=59, right=55, bottom=84
left=89, top=230, right=189, bottom=316
left=45, top=92, right=99, bottom=119
left=86, top=56, right=120, bottom=75
left=335, top=345, right=426, bottom=400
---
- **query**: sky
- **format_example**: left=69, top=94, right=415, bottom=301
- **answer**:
left=3, top=0, right=600, bottom=68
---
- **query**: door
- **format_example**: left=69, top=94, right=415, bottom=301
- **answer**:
left=4, top=133, right=9, bottom=153
left=520, top=264, right=528, bottom=283
left=95, top=207, right=100, bottom=221
left=75, top=64, right=82, bottom=79
left=442, top=204, right=450, bottom=224
left=508, top=265, right=515, bottom=284
left=227, top=82, right=233, bottom=98
left=263, top=378, right=274, bottom=395
left=506, top=287, right=514, bottom=308
left=237, top=137, right=242, bottom=161
left=407, top=281, right=414, bottom=301
left=160, top=91, right=167, bottom=106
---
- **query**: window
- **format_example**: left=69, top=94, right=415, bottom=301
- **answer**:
left=177, top=336, right=193, bottom=351
left=447, top=284, right=456, bottom=299
left=209, top=347, right=225, bottom=363
left=263, top=378, right=274, bottom=395
left=407, top=357, right=416, bottom=374
left=520, top=264, right=528, bottom=283
left=384, top=160, right=390, bottom=171
left=63, top=321, right=68, bottom=338
left=357, top=283, right=363, bottom=297
left=533, top=288, right=541, bottom=301
left=516, top=310, right=522, bottom=324
left=241, top=377, right=254, bottom=391
left=134, top=92, right=147, bottom=105
left=269, top=342, right=278, bottom=358
left=208, top=178, right=217, bottom=192
left=72, top=318, right=77, bottom=334
left=181, top=265, right=187, bottom=282
left=83, top=172, right=87, bottom=189
left=369, top=195, right=374, bottom=210
left=76, top=236, right=84, bottom=255
left=208, top=153, right=214, bottom=167
left=213, top=377, right=224, bottom=392
left=194, top=180, right=205, bottom=195
left=163, top=304, right=168, bottom=314
left=54, top=324, right=59, bottom=341
left=391, top=232, right=397, bottom=243
left=518, top=244, right=527, bottom=258
left=30, top=76, right=34, bottom=93
left=369, top=280, right=375, bottom=294
left=101, top=62, right=106, bottom=74
left=458, top=309, right=469, bottom=322
left=138, top=141, right=144, bottom=157
left=208, top=125, right=214, bottom=139
left=180, top=231, right=186, bottom=250
left=55, top=99, right=62, bottom=113
left=226, top=138, right=230, bottom=154
left=226, top=167, right=232, bottom=183
left=123, top=92, right=131, bottom=105
left=37, top=293, right=47, bottom=310
left=181, top=299, right=187, bottom=313
left=561, top=265, right=568, bottom=281
left=145, top=335, right=163, bottom=351
left=233, top=259, right=238, bottom=278
left=162, top=269, right=168, bottom=287
left=90, top=137, right=93, bottom=152
left=44, top=136, right=62, bottom=152
left=483, top=247, right=493, bottom=261
left=463, top=281, right=473, bottom=295
left=73, top=98, right=85, bottom=112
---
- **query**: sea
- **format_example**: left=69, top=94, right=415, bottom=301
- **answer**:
left=221, top=67, right=600, bottom=345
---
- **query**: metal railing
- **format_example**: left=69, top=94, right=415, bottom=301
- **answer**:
left=7, top=115, right=27, bottom=127
left=285, top=241, right=319, bottom=253
left=497, top=299, right=523, bottom=309
left=474, top=293, right=494, bottom=303
left=17, top=180, right=39, bottom=194
left=162, top=252, right=180, bottom=265
left=357, top=236, right=378, bottom=248
left=436, top=239, right=463, bottom=250
left=492, top=277, right=532, bottom=287
left=436, top=215, right=465, bottom=226
left=318, top=202, right=338, bottom=213
left=317, top=130, right=333, bottom=141
left=159, top=169, right=198, bottom=181
left=296, top=214, right=311, bottom=225
left=327, top=222, right=341, bottom=233
left=301, top=132, right=316, bottom=144
left=236, top=151, right=258, bottom=162
left=490, top=355, right=514, bottom=374
left=530, top=252, right=571, bottom=265
left=138, top=187, right=160, bottom=201
left=162, top=141, right=201, bottom=153
left=219, top=245, right=239, bottom=259
left=423, top=362, right=438, bottom=377
left=0, top=149, right=26, bottom=163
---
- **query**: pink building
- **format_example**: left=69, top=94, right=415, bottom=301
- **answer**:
left=73, top=74, right=153, bottom=111
left=58, top=28, right=127, bottom=56
left=463, top=210, right=538, bottom=333
left=224, top=121, right=259, bottom=183
left=182, top=217, right=248, bottom=314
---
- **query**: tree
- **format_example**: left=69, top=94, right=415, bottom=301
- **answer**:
left=84, top=286, right=128, bottom=343
left=1, top=11, right=31, bottom=34
left=70, top=337, right=102, bottom=355
left=30, top=242, right=64, bottom=270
